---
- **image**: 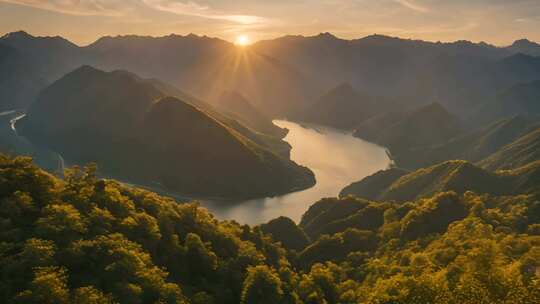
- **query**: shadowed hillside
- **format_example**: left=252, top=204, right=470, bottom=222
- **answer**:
left=474, top=80, right=540, bottom=125
left=215, top=91, right=287, bottom=138
left=354, top=102, right=462, bottom=154
left=294, top=83, right=394, bottom=129
left=18, top=66, right=315, bottom=198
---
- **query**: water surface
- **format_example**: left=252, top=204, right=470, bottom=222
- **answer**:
left=200, top=120, right=391, bottom=224
left=4, top=113, right=390, bottom=225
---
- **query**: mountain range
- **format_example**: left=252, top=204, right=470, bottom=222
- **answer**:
left=2, top=31, right=540, bottom=119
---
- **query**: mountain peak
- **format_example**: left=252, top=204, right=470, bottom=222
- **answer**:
left=1, top=30, right=34, bottom=40
left=315, top=32, right=338, bottom=40
left=511, top=38, right=540, bottom=48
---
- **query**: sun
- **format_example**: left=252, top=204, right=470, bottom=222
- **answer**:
left=235, top=35, right=250, bottom=46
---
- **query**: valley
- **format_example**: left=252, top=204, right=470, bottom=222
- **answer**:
left=1, top=112, right=390, bottom=224
left=0, top=16, right=540, bottom=303
left=202, top=120, right=391, bottom=224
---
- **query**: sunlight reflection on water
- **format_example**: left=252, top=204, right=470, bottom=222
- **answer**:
left=200, top=120, right=391, bottom=225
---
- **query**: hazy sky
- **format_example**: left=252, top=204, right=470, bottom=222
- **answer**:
left=1, top=0, right=540, bottom=46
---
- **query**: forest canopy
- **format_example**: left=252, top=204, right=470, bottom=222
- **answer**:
left=0, top=154, right=539, bottom=303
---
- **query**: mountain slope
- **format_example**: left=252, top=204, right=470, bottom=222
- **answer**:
left=0, top=154, right=302, bottom=304
left=479, top=127, right=540, bottom=171
left=507, top=39, right=540, bottom=56
left=340, top=168, right=410, bottom=199
left=18, top=66, right=314, bottom=198
left=341, top=160, right=540, bottom=202
left=474, top=80, right=540, bottom=125
left=0, top=43, right=48, bottom=110
left=354, top=103, right=462, bottom=154
left=294, top=83, right=391, bottom=129
left=0, top=31, right=88, bottom=109
left=3, top=31, right=540, bottom=118
left=87, top=34, right=316, bottom=116
left=215, top=91, right=287, bottom=138
left=394, top=115, right=540, bottom=169
left=1, top=154, right=539, bottom=304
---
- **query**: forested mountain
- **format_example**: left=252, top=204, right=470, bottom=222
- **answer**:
left=17, top=66, right=314, bottom=198
left=1, top=154, right=539, bottom=304
left=338, top=168, right=411, bottom=200
left=395, top=115, right=540, bottom=169
left=354, top=103, right=462, bottom=155
left=340, top=160, right=540, bottom=202
left=479, top=127, right=540, bottom=170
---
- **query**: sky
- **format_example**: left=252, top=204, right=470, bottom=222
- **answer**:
left=1, top=0, right=540, bottom=46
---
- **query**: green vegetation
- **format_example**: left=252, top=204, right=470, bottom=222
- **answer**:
left=480, top=127, right=540, bottom=171
left=260, top=216, right=310, bottom=252
left=2, top=30, right=540, bottom=304
left=395, top=115, right=540, bottom=170
left=340, top=168, right=410, bottom=200
left=340, top=160, right=540, bottom=202
left=18, top=66, right=314, bottom=199
left=0, top=155, right=291, bottom=303
left=1, top=155, right=538, bottom=303
left=297, top=192, right=540, bottom=303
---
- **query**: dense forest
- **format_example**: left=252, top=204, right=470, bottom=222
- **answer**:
left=0, top=154, right=538, bottom=303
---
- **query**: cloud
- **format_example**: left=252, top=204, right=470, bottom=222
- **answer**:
left=393, top=0, right=430, bottom=13
left=141, top=0, right=269, bottom=25
left=0, top=0, right=268, bottom=25
left=0, top=0, right=136, bottom=16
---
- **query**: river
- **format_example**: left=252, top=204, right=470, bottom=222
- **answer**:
left=3, top=114, right=390, bottom=225
left=199, top=120, right=391, bottom=224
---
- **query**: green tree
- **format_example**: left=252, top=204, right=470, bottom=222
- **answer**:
left=241, top=265, right=284, bottom=304
left=72, top=286, right=116, bottom=304
left=15, top=266, right=70, bottom=304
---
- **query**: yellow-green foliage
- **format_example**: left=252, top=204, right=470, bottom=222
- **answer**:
left=0, top=155, right=290, bottom=304
left=0, top=155, right=539, bottom=303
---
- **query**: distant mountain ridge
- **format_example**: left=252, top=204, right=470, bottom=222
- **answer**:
left=293, top=83, right=401, bottom=129
left=2, top=30, right=540, bottom=119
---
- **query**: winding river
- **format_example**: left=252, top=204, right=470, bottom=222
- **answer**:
left=3, top=113, right=390, bottom=225
left=200, top=120, right=391, bottom=224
